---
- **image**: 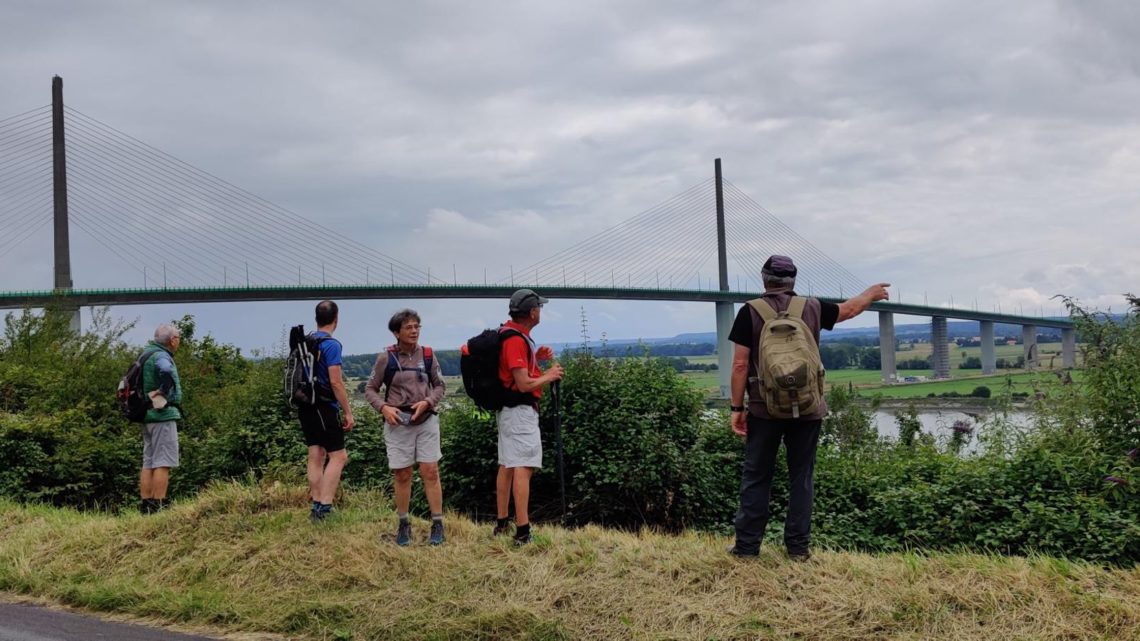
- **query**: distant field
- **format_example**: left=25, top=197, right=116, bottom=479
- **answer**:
left=675, top=340, right=1081, bottom=398
left=379, top=343, right=1079, bottom=402
left=863, top=372, right=1076, bottom=399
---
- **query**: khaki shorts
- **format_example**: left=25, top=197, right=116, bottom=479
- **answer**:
left=497, top=405, right=542, bottom=469
left=383, top=414, right=442, bottom=469
left=142, top=420, right=179, bottom=469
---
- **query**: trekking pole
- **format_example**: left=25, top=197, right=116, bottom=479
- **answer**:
left=551, top=380, right=567, bottom=520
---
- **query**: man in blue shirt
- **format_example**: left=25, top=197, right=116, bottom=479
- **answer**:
left=299, top=300, right=355, bottom=521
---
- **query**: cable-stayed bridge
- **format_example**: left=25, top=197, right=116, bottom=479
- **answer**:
left=0, top=77, right=1074, bottom=396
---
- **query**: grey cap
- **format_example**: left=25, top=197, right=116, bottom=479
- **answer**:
left=509, top=288, right=549, bottom=313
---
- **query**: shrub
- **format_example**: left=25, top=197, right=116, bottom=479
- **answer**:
left=440, top=353, right=740, bottom=531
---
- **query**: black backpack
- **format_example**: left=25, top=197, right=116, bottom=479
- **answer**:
left=460, top=326, right=534, bottom=411
left=284, top=325, right=335, bottom=408
left=117, top=347, right=162, bottom=422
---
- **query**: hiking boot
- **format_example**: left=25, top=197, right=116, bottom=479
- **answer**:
left=429, top=520, right=445, bottom=546
left=310, top=507, right=325, bottom=523
left=727, top=545, right=759, bottom=558
left=492, top=521, right=512, bottom=537
left=139, top=499, right=156, bottom=515
left=396, top=521, right=412, bottom=546
left=512, top=531, right=532, bottom=546
left=787, top=550, right=811, bottom=563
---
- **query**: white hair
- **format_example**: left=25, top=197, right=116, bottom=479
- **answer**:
left=154, top=323, right=180, bottom=346
left=762, top=273, right=796, bottom=289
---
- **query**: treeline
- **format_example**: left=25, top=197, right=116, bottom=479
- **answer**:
left=341, top=350, right=463, bottom=378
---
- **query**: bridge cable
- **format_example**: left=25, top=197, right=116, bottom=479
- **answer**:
left=724, top=181, right=865, bottom=291
left=509, top=180, right=716, bottom=288
left=62, top=123, right=396, bottom=286
left=546, top=188, right=715, bottom=288
left=64, top=113, right=430, bottom=286
left=504, top=180, right=714, bottom=286
left=722, top=189, right=858, bottom=295
left=64, top=144, right=331, bottom=286
left=65, top=108, right=436, bottom=285
left=0, top=105, right=50, bottom=128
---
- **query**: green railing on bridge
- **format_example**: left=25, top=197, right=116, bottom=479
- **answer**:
left=0, top=284, right=1074, bottom=329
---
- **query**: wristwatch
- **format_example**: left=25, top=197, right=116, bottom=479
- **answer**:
left=730, top=405, right=745, bottom=412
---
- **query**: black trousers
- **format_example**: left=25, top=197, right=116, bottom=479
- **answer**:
left=733, top=415, right=822, bottom=555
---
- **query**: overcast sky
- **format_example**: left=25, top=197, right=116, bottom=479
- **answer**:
left=1, top=0, right=1137, bottom=353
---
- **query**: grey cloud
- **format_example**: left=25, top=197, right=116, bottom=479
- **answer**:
left=2, top=0, right=1138, bottom=349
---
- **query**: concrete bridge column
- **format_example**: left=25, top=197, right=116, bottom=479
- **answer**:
left=1022, top=325, right=1038, bottom=369
left=931, top=316, right=950, bottom=379
left=878, top=311, right=896, bottom=383
left=716, top=302, right=734, bottom=398
left=1061, top=328, right=1076, bottom=368
left=980, top=321, right=996, bottom=375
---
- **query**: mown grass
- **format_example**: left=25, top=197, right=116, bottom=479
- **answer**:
left=2, top=483, right=1138, bottom=640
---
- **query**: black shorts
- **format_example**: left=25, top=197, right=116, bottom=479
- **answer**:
left=298, top=403, right=345, bottom=452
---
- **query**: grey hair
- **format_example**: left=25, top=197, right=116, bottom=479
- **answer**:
left=388, top=308, right=421, bottom=334
left=154, top=323, right=180, bottom=346
left=762, top=273, right=796, bottom=289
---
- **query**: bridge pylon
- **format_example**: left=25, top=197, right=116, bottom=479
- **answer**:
left=51, top=76, right=79, bottom=331
left=714, top=158, right=734, bottom=398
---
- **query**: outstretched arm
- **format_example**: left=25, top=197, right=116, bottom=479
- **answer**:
left=836, top=283, right=891, bottom=323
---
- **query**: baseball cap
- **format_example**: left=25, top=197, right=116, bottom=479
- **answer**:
left=509, top=288, right=549, bottom=313
left=761, top=255, right=797, bottom=278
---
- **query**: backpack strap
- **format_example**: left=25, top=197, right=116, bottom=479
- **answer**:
left=306, top=333, right=332, bottom=364
left=422, top=346, right=434, bottom=389
left=498, top=327, right=534, bottom=366
left=498, top=327, right=539, bottom=408
left=382, top=345, right=435, bottom=402
left=747, top=298, right=778, bottom=323
left=137, top=347, right=163, bottom=368
left=786, top=296, right=807, bottom=320
left=382, top=345, right=399, bottom=401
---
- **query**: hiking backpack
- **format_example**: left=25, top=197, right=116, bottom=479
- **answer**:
left=747, top=296, right=825, bottom=419
left=117, top=347, right=162, bottom=422
left=460, top=326, right=533, bottom=411
left=380, top=344, right=435, bottom=401
left=284, top=325, right=334, bottom=408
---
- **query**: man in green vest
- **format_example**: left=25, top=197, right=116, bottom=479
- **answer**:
left=140, top=323, right=183, bottom=514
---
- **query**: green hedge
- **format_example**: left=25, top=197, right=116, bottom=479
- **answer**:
left=1, top=305, right=1137, bottom=563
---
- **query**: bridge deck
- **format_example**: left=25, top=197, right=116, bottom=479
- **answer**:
left=0, top=285, right=1073, bottom=329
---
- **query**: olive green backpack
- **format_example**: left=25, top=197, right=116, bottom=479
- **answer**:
left=747, top=297, right=825, bottom=419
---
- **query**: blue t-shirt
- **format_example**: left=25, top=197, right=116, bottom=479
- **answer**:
left=310, top=331, right=343, bottom=408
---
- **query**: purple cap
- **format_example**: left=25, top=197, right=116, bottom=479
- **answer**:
left=762, top=255, right=797, bottom=278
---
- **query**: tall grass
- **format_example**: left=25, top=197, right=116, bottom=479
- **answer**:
left=2, top=482, right=1138, bottom=641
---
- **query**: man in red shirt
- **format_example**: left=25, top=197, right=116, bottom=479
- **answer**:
left=494, top=289, right=564, bottom=545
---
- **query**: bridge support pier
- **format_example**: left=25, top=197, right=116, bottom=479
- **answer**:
left=931, top=316, right=950, bottom=379
left=716, top=302, right=734, bottom=398
left=1022, top=325, right=1038, bottom=369
left=878, top=311, right=896, bottom=383
left=1061, top=328, right=1076, bottom=368
left=980, top=320, right=996, bottom=374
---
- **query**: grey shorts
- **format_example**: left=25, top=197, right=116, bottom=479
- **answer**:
left=383, top=414, right=442, bottom=470
left=497, top=405, right=542, bottom=469
left=142, top=420, right=179, bottom=469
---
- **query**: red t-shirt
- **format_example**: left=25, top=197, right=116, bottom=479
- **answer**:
left=497, top=320, right=542, bottom=400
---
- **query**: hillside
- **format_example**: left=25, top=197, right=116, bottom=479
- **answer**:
left=2, top=483, right=1138, bottom=641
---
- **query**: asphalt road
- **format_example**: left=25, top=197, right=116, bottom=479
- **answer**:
left=0, top=602, right=221, bottom=641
